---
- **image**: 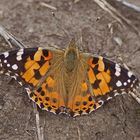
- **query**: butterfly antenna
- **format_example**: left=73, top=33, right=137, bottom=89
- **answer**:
left=51, top=12, right=70, bottom=41
left=74, top=30, right=84, bottom=51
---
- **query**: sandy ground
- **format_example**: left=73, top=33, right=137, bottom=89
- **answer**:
left=0, top=0, right=140, bottom=140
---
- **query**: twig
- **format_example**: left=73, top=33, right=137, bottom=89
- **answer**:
left=0, top=26, right=13, bottom=48
left=116, top=0, right=140, bottom=12
left=129, top=89, right=140, bottom=104
left=74, top=0, right=81, bottom=3
left=0, top=25, right=27, bottom=49
left=93, top=0, right=139, bottom=35
left=33, top=104, right=44, bottom=140
left=77, top=127, right=81, bottom=140
left=40, top=2, right=57, bottom=11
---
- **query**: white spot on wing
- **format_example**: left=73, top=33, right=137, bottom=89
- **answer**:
left=115, top=64, right=121, bottom=71
left=3, top=52, right=9, bottom=58
left=116, top=80, right=122, bottom=87
left=16, top=55, right=22, bottom=61
left=115, top=71, right=120, bottom=76
left=7, top=64, right=10, bottom=67
left=124, top=82, right=127, bottom=86
left=127, top=79, right=131, bottom=83
left=16, top=49, right=24, bottom=61
left=12, top=64, right=18, bottom=70
left=4, top=60, right=7, bottom=63
left=115, top=64, right=121, bottom=77
left=128, top=71, right=133, bottom=78
left=17, top=49, right=24, bottom=55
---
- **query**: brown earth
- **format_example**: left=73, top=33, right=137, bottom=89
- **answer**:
left=0, top=0, right=140, bottom=140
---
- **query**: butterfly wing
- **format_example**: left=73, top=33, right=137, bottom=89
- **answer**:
left=0, top=47, right=139, bottom=117
left=67, top=55, right=139, bottom=117
left=0, top=48, right=52, bottom=86
left=0, top=47, right=66, bottom=114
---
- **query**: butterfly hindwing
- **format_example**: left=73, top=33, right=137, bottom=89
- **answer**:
left=29, top=75, right=65, bottom=114
left=67, top=80, right=103, bottom=117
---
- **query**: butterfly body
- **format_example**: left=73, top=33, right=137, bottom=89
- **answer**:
left=0, top=40, right=139, bottom=117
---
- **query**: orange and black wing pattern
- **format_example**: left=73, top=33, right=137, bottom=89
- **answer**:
left=0, top=48, right=52, bottom=87
left=0, top=48, right=139, bottom=117
left=0, top=48, right=65, bottom=114
left=87, top=56, right=139, bottom=98
left=66, top=55, right=139, bottom=117
left=87, top=56, right=139, bottom=107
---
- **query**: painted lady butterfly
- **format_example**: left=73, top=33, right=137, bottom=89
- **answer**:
left=0, top=30, right=139, bottom=117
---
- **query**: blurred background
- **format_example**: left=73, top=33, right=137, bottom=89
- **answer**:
left=0, top=0, right=140, bottom=140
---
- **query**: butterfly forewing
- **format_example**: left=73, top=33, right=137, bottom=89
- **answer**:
left=0, top=48, right=51, bottom=86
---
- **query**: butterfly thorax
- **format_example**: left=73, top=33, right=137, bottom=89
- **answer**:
left=64, top=40, right=80, bottom=72
left=64, top=49, right=79, bottom=72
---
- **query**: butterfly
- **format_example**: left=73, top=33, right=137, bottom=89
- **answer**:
left=0, top=37, right=139, bottom=117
